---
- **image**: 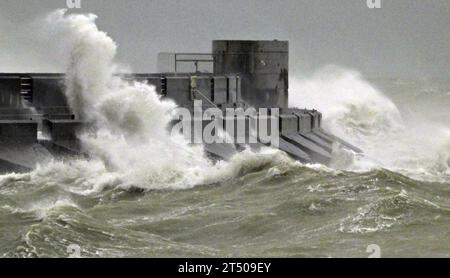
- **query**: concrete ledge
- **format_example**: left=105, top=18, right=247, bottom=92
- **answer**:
left=0, top=120, right=37, bottom=145
left=0, top=108, right=34, bottom=114
left=0, top=115, right=35, bottom=120
left=42, top=119, right=84, bottom=142
left=279, top=114, right=298, bottom=135
left=0, top=158, right=30, bottom=173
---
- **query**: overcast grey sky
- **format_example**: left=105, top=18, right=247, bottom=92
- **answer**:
left=0, top=0, right=449, bottom=78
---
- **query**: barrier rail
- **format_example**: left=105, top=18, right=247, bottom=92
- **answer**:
left=158, top=53, right=215, bottom=73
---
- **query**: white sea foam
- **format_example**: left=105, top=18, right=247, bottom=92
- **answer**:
left=290, top=66, right=450, bottom=182
left=0, top=10, right=295, bottom=194
left=1, top=10, right=448, bottom=192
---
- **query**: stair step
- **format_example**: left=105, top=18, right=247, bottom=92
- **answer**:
left=18, top=77, right=33, bottom=102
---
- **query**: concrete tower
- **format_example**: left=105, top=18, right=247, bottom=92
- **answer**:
left=212, top=40, right=289, bottom=109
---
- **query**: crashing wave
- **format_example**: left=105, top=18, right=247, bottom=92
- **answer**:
left=290, top=66, right=449, bottom=183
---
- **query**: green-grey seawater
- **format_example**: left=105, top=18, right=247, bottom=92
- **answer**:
left=1, top=76, right=450, bottom=258
left=0, top=9, right=449, bottom=258
left=1, top=164, right=449, bottom=258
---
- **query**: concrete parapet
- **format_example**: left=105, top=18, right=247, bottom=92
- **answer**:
left=0, top=76, right=22, bottom=108
left=0, top=120, right=37, bottom=145
left=279, top=114, right=299, bottom=135
left=42, top=119, right=84, bottom=142
left=213, top=40, right=289, bottom=108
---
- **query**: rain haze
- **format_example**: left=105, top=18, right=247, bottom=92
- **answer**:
left=0, top=0, right=450, bottom=259
left=0, top=0, right=449, bottom=79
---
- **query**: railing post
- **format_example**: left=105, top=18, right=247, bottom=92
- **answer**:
left=174, top=53, right=177, bottom=73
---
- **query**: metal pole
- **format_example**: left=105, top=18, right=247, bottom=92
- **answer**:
left=174, top=53, right=177, bottom=72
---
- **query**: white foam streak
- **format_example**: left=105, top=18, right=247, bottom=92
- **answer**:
left=5, top=9, right=293, bottom=194
left=290, top=66, right=450, bottom=182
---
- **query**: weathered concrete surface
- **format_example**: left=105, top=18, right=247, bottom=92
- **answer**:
left=0, top=40, right=362, bottom=168
left=29, top=74, right=67, bottom=109
left=0, top=144, right=52, bottom=172
left=42, top=119, right=84, bottom=142
left=0, top=75, right=21, bottom=108
left=213, top=40, right=289, bottom=109
left=0, top=120, right=38, bottom=145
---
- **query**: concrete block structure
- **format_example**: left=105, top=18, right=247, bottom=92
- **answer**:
left=0, top=75, right=22, bottom=108
left=0, top=40, right=361, bottom=172
left=42, top=119, right=84, bottom=142
left=0, top=120, right=37, bottom=145
left=213, top=40, right=289, bottom=108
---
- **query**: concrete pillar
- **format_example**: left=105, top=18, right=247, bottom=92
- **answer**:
left=213, top=40, right=289, bottom=109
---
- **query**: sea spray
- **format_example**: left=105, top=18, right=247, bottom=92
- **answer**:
left=28, top=9, right=294, bottom=193
left=2, top=10, right=446, bottom=190
left=290, top=66, right=450, bottom=182
left=0, top=9, right=449, bottom=259
left=290, top=66, right=403, bottom=139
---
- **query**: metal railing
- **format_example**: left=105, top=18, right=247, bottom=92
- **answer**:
left=158, top=53, right=215, bottom=73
